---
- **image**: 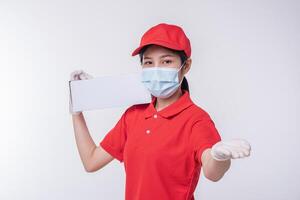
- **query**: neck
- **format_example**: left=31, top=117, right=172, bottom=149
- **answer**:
left=155, top=88, right=184, bottom=111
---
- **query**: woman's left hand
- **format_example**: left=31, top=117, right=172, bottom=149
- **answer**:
left=211, top=139, right=251, bottom=161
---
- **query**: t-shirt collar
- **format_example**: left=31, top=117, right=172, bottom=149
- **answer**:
left=144, top=89, right=194, bottom=119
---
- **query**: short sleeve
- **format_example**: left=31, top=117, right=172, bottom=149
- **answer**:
left=99, top=107, right=131, bottom=163
left=190, top=118, right=222, bottom=165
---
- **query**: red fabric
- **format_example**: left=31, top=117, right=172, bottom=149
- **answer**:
left=99, top=89, right=221, bottom=200
left=131, top=23, right=192, bottom=58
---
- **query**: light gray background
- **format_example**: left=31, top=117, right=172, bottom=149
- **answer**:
left=0, top=0, right=299, bottom=199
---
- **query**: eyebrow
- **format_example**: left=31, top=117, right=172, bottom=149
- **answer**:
left=143, top=54, right=176, bottom=59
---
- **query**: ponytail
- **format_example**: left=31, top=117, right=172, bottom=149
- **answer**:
left=181, top=76, right=189, bottom=92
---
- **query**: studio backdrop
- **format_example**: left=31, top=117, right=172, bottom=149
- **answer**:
left=0, top=0, right=299, bottom=199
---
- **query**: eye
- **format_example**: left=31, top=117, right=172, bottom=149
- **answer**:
left=162, top=60, right=173, bottom=64
left=143, top=61, right=152, bottom=65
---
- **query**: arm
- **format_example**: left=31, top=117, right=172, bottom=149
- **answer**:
left=201, top=139, right=251, bottom=182
left=201, top=148, right=231, bottom=182
left=72, top=113, right=114, bottom=172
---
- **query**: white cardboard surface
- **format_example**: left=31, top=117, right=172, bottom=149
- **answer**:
left=69, top=73, right=152, bottom=112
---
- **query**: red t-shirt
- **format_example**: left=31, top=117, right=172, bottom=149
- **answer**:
left=100, top=89, right=222, bottom=200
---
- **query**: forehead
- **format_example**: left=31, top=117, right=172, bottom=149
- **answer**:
left=143, top=45, right=178, bottom=58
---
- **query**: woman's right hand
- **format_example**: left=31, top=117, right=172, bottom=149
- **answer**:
left=69, top=70, right=94, bottom=115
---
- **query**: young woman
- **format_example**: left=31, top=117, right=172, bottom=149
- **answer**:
left=70, top=23, right=251, bottom=200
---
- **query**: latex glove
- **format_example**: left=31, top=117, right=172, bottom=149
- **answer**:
left=69, top=70, right=93, bottom=115
left=211, top=139, right=251, bottom=161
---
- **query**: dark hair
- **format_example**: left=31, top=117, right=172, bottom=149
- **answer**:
left=139, top=44, right=190, bottom=92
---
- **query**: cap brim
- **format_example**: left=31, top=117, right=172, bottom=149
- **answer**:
left=131, top=41, right=183, bottom=56
left=131, top=45, right=146, bottom=56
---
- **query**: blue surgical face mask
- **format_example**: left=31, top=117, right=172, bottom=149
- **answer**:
left=141, top=61, right=186, bottom=99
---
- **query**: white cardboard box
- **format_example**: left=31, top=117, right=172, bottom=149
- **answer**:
left=69, top=73, right=152, bottom=112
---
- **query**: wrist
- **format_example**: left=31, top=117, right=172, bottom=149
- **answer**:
left=211, top=153, right=230, bottom=161
left=211, top=145, right=231, bottom=161
left=71, top=112, right=82, bottom=116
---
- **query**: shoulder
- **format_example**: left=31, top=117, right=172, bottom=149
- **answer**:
left=122, top=103, right=149, bottom=119
left=187, top=102, right=214, bottom=123
left=125, top=103, right=149, bottom=113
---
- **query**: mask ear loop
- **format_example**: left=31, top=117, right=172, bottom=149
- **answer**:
left=177, top=60, right=187, bottom=84
left=177, top=60, right=187, bottom=72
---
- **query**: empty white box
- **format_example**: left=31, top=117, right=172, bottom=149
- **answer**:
left=69, top=73, right=152, bottom=112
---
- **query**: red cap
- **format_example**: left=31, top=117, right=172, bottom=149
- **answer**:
left=131, top=23, right=191, bottom=58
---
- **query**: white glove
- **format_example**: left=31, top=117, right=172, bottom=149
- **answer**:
left=211, top=139, right=251, bottom=161
left=69, top=70, right=93, bottom=115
